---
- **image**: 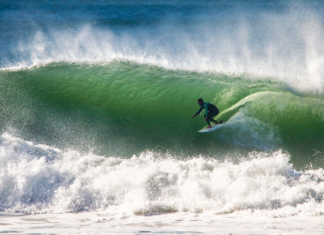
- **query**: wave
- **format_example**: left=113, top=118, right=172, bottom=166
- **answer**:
left=1, top=62, right=324, bottom=168
left=2, top=0, right=324, bottom=219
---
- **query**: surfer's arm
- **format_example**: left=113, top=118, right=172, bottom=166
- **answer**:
left=192, top=107, right=203, bottom=118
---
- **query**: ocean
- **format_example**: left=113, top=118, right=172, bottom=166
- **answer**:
left=1, top=0, right=324, bottom=234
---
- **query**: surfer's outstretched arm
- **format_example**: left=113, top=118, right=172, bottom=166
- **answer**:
left=191, top=107, right=203, bottom=118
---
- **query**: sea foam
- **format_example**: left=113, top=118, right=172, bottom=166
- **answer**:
left=1, top=133, right=324, bottom=217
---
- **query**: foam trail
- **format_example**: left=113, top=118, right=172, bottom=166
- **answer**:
left=1, top=133, right=324, bottom=217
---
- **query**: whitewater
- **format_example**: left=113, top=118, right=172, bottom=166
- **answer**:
left=1, top=0, right=324, bottom=234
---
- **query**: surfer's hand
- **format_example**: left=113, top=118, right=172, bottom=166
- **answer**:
left=191, top=116, right=195, bottom=119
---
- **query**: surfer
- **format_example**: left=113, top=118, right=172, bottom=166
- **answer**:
left=191, top=98, right=223, bottom=128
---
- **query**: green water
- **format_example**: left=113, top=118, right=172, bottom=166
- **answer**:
left=1, top=61, right=324, bottom=169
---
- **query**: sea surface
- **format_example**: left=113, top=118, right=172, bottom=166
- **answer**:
left=1, top=0, right=324, bottom=233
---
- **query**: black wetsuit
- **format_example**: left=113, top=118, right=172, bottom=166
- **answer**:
left=194, top=102, right=219, bottom=126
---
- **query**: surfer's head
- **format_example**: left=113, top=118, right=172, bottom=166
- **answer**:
left=198, top=98, right=204, bottom=106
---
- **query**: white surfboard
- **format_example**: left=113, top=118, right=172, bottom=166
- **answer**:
left=198, top=122, right=226, bottom=133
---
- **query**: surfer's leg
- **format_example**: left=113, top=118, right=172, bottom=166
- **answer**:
left=204, top=115, right=211, bottom=126
left=208, top=116, right=217, bottom=123
left=207, top=109, right=219, bottom=124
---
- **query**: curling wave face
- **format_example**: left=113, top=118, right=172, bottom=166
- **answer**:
left=1, top=62, right=324, bottom=168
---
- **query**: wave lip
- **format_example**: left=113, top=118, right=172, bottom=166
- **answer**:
left=4, top=0, right=324, bottom=93
left=1, top=133, right=324, bottom=217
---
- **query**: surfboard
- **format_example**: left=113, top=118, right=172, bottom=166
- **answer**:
left=198, top=122, right=226, bottom=133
